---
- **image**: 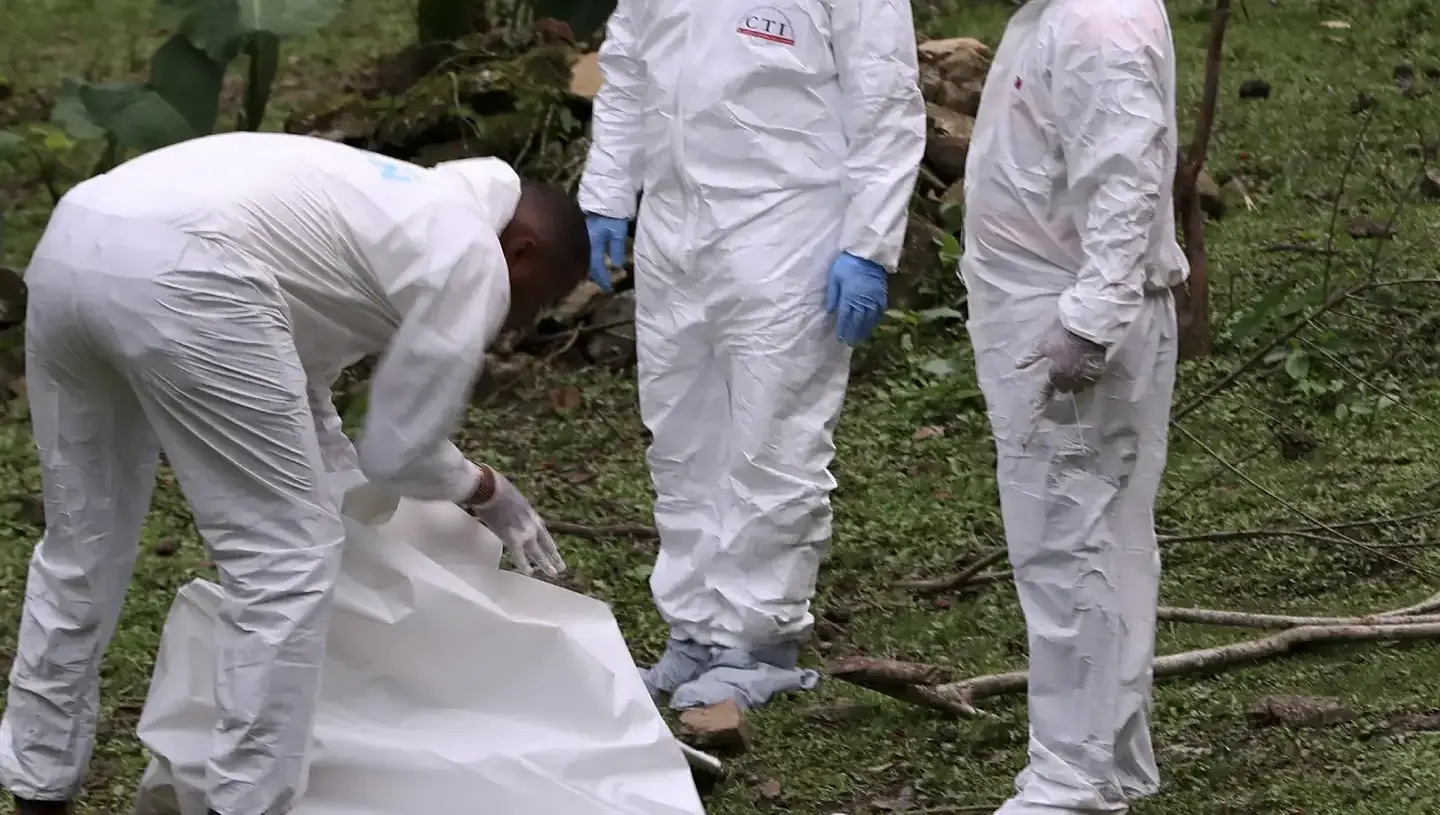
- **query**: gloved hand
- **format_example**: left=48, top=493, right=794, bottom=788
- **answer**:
left=825, top=252, right=888, bottom=345
left=585, top=214, right=629, bottom=293
left=1016, top=322, right=1108, bottom=395
left=468, top=466, right=565, bottom=577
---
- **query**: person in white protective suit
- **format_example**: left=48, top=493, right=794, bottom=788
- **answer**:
left=1, top=131, right=589, bottom=815
left=960, top=1, right=1186, bottom=813
left=579, top=1, right=926, bottom=710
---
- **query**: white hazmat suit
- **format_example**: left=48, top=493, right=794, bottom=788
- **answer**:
left=959, top=1, right=1185, bottom=813
left=1, top=132, right=523, bottom=815
left=579, top=0, right=926, bottom=709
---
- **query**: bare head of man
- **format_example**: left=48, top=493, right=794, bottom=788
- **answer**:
left=497, top=181, right=592, bottom=332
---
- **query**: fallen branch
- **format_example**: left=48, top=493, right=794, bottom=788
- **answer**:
left=896, top=509, right=1440, bottom=600
left=894, top=549, right=1008, bottom=592
left=830, top=619, right=1440, bottom=718
left=1158, top=606, right=1440, bottom=629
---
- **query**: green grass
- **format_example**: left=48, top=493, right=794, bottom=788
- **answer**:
left=6, top=0, right=1440, bottom=813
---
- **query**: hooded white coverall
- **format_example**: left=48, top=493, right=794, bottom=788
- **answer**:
left=959, top=1, right=1185, bottom=812
left=578, top=0, right=926, bottom=708
left=0, top=132, right=518, bottom=815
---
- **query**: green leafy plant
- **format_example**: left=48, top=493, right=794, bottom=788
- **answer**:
left=0, top=124, right=83, bottom=204
left=1263, top=335, right=1403, bottom=422
left=53, top=0, right=342, bottom=169
left=934, top=200, right=964, bottom=268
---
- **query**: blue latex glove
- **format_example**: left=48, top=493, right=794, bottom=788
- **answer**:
left=585, top=214, right=629, bottom=293
left=824, top=252, right=888, bottom=345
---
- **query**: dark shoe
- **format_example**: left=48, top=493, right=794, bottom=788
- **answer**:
left=12, top=796, right=71, bottom=815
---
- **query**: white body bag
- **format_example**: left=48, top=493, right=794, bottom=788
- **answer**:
left=132, top=480, right=706, bottom=815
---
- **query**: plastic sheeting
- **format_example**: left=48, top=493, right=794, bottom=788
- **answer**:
left=133, top=484, right=706, bottom=815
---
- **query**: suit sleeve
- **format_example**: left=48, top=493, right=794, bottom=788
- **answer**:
left=577, top=0, right=647, bottom=220
left=355, top=205, right=508, bottom=502
left=831, top=0, right=927, bottom=272
left=1051, top=21, right=1170, bottom=348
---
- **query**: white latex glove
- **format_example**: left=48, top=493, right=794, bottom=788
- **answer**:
left=1016, top=322, right=1108, bottom=396
left=469, top=466, right=565, bottom=577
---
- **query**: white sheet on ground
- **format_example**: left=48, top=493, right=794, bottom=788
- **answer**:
left=132, top=482, right=706, bottom=815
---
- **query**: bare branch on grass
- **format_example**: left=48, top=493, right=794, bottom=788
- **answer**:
left=893, top=548, right=1008, bottom=593
left=830, top=615, right=1440, bottom=718
left=1157, top=606, right=1440, bottom=629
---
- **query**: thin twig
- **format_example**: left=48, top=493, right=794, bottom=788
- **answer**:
left=1157, top=508, right=1440, bottom=544
left=1319, top=109, right=1376, bottom=293
left=1260, top=242, right=1335, bottom=255
left=1172, top=422, right=1432, bottom=576
left=1298, top=335, right=1435, bottom=431
left=894, top=549, right=1008, bottom=592
left=1171, top=113, right=1378, bottom=422
left=533, top=316, right=633, bottom=343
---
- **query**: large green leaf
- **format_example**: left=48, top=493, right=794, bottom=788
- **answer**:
left=532, top=0, right=617, bottom=41
left=159, top=0, right=341, bottom=60
left=50, top=78, right=110, bottom=141
left=83, top=85, right=198, bottom=153
left=147, top=33, right=226, bottom=138
left=240, top=0, right=344, bottom=38
left=157, top=0, right=245, bottom=62
left=0, top=131, right=24, bottom=157
left=55, top=36, right=225, bottom=155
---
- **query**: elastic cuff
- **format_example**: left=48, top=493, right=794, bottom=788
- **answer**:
left=445, top=460, right=484, bottom=504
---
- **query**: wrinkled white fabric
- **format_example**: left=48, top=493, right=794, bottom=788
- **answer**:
left=63, top=131, right=519, bottom=503
left=0, top=133, right=520, bottom=815
left=959, top=1, right=1184, bottom=813
left=134, top=491, right=705, bottom=815
left=2, top=207, right=347, bottom=814
left=580, top=0, right=925, bottom=652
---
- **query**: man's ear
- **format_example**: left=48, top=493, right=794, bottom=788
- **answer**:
left=510, top=232, right=539, bottom=264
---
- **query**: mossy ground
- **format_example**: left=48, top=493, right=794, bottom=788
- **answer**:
left=5, top=1, right=1440, bottom=813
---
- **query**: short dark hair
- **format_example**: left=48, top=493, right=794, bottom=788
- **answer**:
left=520, top=180, right=590, bottom=282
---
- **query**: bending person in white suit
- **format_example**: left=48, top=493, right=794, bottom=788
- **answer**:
left=1, top=132, right=586, bottom=815
left=960, top=1, right=1187, bottom=813
left=580, top=0, right=927, bottom=711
